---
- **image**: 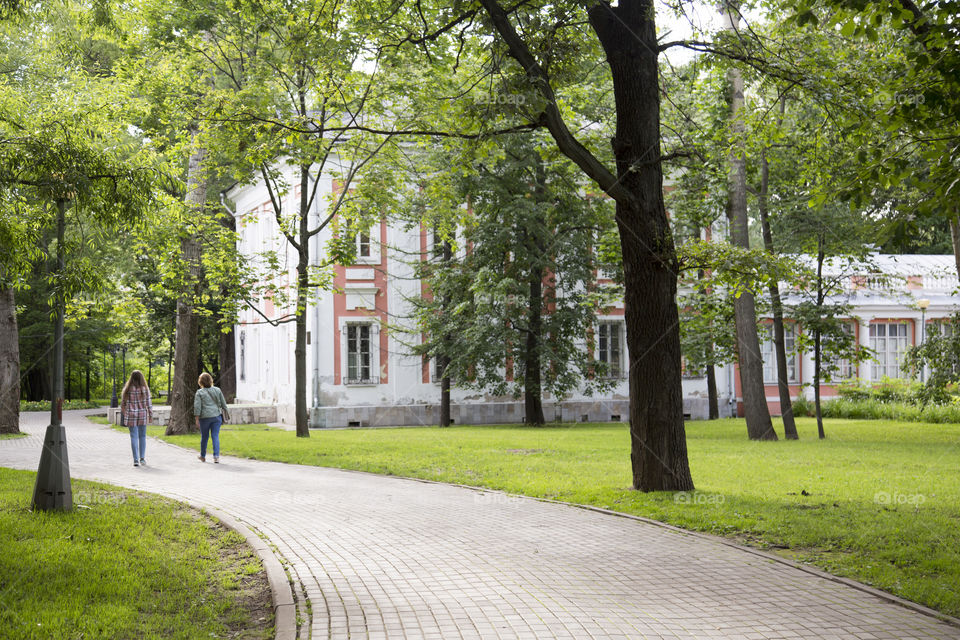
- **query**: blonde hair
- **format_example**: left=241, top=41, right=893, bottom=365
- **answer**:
left=121, top=370, right=147, bottom=404
left=198, top=372, right=214, bottom=388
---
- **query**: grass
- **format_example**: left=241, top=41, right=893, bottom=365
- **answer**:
left=0, top=467, right=273, bottom=640
left=145, top=416, right=960, bottom=619
left=0, top=433, right=27, bottom=440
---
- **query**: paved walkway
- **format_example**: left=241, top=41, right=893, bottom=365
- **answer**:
left=2, top=410, right=959, bottom=640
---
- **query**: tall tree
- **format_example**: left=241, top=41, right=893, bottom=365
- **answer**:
left=411, top=133, right=617, bottom=425
left=464, top=0, right=695, bottom=489
left=721, top=1, right=777, bottom=441
left=167, top=141, right=207, bottom=435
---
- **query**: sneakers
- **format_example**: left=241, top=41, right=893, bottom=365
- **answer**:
left=139, top=459, right=146, bottom=466
left=198, top=455, right=206, bottom=462
left=214, top=456, right=220, bottom=464
left=133, top=461, right=139, bottom=467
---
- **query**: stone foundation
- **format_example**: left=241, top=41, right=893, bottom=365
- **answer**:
left=301, top=397, right=716, bottom=428
left=107, top=404, right=277, bottom=426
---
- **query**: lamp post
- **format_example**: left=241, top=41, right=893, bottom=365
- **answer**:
left=109, top=344, right=120, bottom=408
left=917, top=298, right=930, bottom=382
left=31, top=197, right=72, bottom=511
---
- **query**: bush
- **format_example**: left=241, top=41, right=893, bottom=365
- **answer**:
left=20, top=399, right=102, bottom=412
left=836, top=377, right=928, bottom=404
left=821, top=397, right=960, bottom=424
left=789, top=395, right=814, bottom=417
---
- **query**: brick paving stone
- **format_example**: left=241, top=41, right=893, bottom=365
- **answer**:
left=2, top=409, right=960, bottom=640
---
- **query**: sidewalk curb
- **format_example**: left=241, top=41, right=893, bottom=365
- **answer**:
left=204, top=507, right=299, bottom=640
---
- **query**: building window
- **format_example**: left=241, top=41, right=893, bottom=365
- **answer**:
left=239, top=331, right=246, bottom=382
left=870, top=322, right=909, bottom=379
left=356, top=230, right=371, bottom=258
left=432, top=228, right=445, bottom=260
left=598, top=322, right=624, bottom=379
left=345, top=324, right=377, bottom=384
left=432, top=355, right=448, bottom=383
left=829, top=323, right=856, bottom=381
left=681, top=356, right=704, bottom=379
left=761, top=324, right=797, bottom=384
left=929, top=320, right=960, bottom=376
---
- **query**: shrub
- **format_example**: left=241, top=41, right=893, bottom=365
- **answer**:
left=789, top=395, right=814, bottom=417
left=821, top=398, right=960, bottom=424
left=836, top=377, right=947, bottom=405
left=20, top=400, right=101, bottom=412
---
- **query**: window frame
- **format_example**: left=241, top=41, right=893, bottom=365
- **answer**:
left=869, top=321, right=909, bottom=379
left=343, top=322, right=379, bottom=385
left=760, top=323, right=797, bottom=384
left=597, top=321, right=625, bottom=380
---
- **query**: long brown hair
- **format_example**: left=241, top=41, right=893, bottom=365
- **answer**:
left=121, top=370, right=147, bottom=404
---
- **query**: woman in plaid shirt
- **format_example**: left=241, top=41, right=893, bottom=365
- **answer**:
left=121, top=370, right=153, bottom=467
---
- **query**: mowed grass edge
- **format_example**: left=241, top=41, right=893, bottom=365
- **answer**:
left=132, top=416, right=960, bottom=618
left=0, top=467, right=273, bottom=640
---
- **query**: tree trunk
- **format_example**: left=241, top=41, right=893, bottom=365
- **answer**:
left=0, top=286, right=20, bottom=434
left=291, top=156, right=312, bottom=437
left=814, top=235, right=827, bottom=439
left=218, top=326, right=236, bottom=403
left=759, top=148, right=798, bottom=439
left=294, top=242, right=310, bottom=437
left=439, top=239, right=453, bottom=427
left=84, top=346, right=90, bottom=402
left=524, top=260, right=546, bottom=426
left=167, top=141, right=207, bottom=435
left=695, top=262, right=720, bottom=421
left=706, top=364, right=719, bottom=420
left=481, top=0, right=693, bottom=489
left=590, top=2, right=694, bottom=490
left=723, top=2, right=776, bottom=441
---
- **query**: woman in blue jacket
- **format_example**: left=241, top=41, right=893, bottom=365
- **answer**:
left=194, top=372, right=230, bottom=463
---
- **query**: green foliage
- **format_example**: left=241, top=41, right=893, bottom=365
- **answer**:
left=903, top=314, right=960, bottom=405
left=822, top=398, right=960, bottom=424
left=407, top=132, right=618, bottom=401
left=20, top=399, right=101, bottom=412
left=788, top=394, right=814, bottom=417
left=836, top=377, right=928, bottom=403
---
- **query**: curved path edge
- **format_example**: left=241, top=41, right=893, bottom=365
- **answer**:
left=203, top=506, right=301, bottom=640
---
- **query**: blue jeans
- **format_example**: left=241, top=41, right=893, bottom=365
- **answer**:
left=128, top=425, right=146, bottom=462
left=199, top=415, right=223, bottom=458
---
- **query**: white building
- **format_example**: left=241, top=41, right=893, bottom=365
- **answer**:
left=228, top=169, right=959, bottom=426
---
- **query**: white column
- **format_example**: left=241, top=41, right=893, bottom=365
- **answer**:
left=859, top=316, right=873, bottom=382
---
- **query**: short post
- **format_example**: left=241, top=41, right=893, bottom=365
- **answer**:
left=109, top=344, right=120, bottom=408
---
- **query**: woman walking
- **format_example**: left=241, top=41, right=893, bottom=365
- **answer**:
left=194, top=372, right=230, bottom=463
left=120, top=370, right=153, bottom=467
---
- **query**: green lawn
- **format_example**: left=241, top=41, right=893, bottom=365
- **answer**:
left=0, top=467, right=272, bottom=640
left=144, top=416, right=960, bottom=618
